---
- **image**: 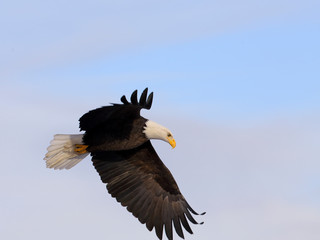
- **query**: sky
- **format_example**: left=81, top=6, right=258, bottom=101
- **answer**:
left=1, top=1, right=320, bottom=239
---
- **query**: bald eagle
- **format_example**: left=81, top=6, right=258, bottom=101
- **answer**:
left=44, top=88, right=204, bottom=240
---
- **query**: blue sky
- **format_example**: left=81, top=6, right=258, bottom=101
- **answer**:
left=1, top=1, right=320, bottom=240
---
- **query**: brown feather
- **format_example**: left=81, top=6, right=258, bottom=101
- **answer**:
left=91, top=141, right=203, bottom=240
left=153, top=197, right=164, bottom=239
left=173, top=215, right=184, bottom=239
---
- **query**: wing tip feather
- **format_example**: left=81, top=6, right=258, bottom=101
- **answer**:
left=118, top=88, right=153, bottom=110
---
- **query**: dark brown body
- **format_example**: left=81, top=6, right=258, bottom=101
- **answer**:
left=86, top=118, right=148, bottom=152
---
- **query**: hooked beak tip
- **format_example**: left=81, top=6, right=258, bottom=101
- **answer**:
left=169, top=139, right=176, bottom=149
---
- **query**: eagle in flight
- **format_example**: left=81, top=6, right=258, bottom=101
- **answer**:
left=44, top=88, right=204, bottom=240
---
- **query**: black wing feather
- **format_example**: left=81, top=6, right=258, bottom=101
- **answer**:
left=154, top=198, right=164, bottom=239
left=121, top=95, right=129, bottom=104
left=145, top=92, right=153, bottom=109
left=130, top=90, right=138, bottom=105
left=163, top=198, right=174, bottom=240
left=139, top=88, right=148, bottom=106
left=91, top=141, right=203, bottom=240
left=173, top=215, right=184, bottom=239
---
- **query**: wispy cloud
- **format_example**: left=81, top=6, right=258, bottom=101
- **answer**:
left=1, top=0, right=319, bottom=79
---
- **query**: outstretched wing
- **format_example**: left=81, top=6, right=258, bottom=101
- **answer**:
left=79, top=88, right=153, bottom=132
left=91, top=141, right=204, bottom=240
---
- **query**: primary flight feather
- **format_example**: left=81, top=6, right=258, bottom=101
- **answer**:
left=44, top=88, right=204, bottom=240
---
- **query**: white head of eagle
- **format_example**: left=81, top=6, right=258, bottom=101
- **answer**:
left=143, top=120, right=176, bottom=148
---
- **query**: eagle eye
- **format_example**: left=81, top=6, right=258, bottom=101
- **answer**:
left=167, top=133, right=172, bottom=137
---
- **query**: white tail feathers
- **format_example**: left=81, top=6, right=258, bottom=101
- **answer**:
left=44, top=134, right=89, bottom=170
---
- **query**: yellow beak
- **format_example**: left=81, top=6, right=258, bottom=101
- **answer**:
left=168, top=137, right=176, bottom=149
